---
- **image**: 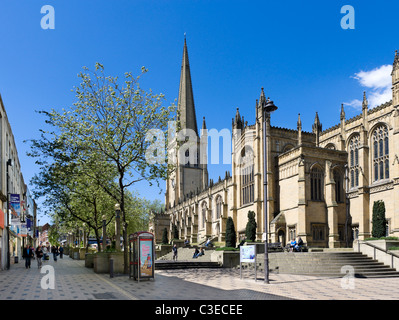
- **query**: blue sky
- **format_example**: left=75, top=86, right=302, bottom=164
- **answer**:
left=0, top=1, right=397, bottom=224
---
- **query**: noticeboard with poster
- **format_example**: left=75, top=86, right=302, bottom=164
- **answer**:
left=239, top=245, right=257, bottom=281
left=240, top=245, right=256, bottom=263
left=139, top=238, right=153, bottom=277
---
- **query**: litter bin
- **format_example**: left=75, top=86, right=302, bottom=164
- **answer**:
left=14, top=256, right=18, bottom=263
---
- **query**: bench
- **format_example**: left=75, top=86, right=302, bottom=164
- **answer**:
left=267, top=242, right=284, bottom=252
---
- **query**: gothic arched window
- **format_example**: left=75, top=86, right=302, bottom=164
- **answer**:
left=349, top=135, right=360, bottom=188
left=333, top=169, right=343, bottom=203
left=310, top=166, right=324, bottom=201
left=240, top=147, right=254, bottom=205
left=373, top=125, right=389, bottom=181
left=201, top=202, right=207, bottom=229
left=216, top=196, right=222, bottom=219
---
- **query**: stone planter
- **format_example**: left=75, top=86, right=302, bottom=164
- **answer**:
left=93, top=252, right=126, bottom=274
left=109, top=252, right=125, bottom=274
left=94, top=252, right=111, bottom=273
left=85, top=253, right=95, bottom=268
left=79, top=248, right=87, bottom=260
left=72, top=248, right=80, bottom=260
left=364, top=239, right=399, bottom=251
left=211, top=250, right=240, bottom=268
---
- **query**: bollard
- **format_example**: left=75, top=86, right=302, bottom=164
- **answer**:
left=110, top=258, right=114, bottom=278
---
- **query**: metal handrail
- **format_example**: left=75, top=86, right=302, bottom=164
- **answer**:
left=358, top=240, right=399, bottom=269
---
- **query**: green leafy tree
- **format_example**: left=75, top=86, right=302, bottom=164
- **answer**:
left=28, top=64, right=176, bottom=272
left=245, top=210, right=257, bottom=242
left=27, top=142, right=117, bottom=252
left=372, top=200, right=386, bottom=238
left=225, top=217, right=236, bottom=248
left=48, top=224, right=60, bottom=247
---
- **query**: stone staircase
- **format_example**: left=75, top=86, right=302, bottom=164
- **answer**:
left=261, top=251, right=399, bottom=278
left=155, top=247, right=221, bottom=270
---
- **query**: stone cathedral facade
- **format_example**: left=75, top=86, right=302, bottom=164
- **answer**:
left=150, top=41, right=399, bottom=249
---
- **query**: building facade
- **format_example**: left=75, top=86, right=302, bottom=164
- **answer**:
left=158, top=42, right=399, bottom=248
left=0, top=94, right=35, bottom=270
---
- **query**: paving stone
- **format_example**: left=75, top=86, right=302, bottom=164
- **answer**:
left=1, top=255, right=399, bottom=301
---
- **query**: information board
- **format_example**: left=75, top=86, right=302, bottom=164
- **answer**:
left=240, top=245, right=256, bottom=263
left=239, top=245, right=257, bottom=281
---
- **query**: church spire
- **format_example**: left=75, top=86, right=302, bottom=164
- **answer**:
left=178, top=37, right=198, bottom=135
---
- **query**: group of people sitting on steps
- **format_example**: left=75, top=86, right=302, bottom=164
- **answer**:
left=172, top=237, right=211, bottom=260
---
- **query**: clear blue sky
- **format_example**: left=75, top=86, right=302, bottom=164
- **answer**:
left=0, top=1, right=397, bottom=224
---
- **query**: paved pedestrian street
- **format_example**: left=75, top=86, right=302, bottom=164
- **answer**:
left=1, top=255, right=399, bottom=302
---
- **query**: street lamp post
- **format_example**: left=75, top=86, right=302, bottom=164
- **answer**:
left=262, top=96, right=278, bottom=284
left=6, top=159, right=13, bottom=270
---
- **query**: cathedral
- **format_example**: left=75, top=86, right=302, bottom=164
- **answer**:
left=150, top=40, right=399, bottom=249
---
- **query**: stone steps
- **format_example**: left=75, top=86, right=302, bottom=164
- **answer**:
left=157, top=247, right=214, bottom=262
left=257, top=251, right=399, bottom=278
left=155, top=247, right=221, bottom=270
left=155, top=260, right=221, bottom=270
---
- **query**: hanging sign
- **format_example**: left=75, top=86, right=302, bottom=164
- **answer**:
left=20, top=223, right=27, bottom=237
left=10, top=194, right=21, bottom=225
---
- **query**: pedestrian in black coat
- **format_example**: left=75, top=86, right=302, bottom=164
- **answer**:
left=51, top=246, right=59, bottom=262
left=22, top=245, right=34, bottom=268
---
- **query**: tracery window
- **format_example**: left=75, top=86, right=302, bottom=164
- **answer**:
left=349, top=135, right=359, bottom=188
left=310, top=166, right=324, bottom=201
left=201, top=202, right=207, bottom=229
left=333, top=169, right=343, bottom=203
left=312, top=224, right=325, bottom=241
left=216, top=196, right=222, bottom=219
left=373, top=125, right=389, bottom=181
left=241, top=148, right=254, bottom=205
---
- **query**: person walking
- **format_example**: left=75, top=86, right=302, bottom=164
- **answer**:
left=23, top=244, right=33, bottom=269
left=36, top=245, right=43, bottom=269
left=42, top=245, right=48, bottom=261
left=59, top=245, right=64, bottom=259
left=172, top=244, right=178, bottom=261
left=52, top=246, right=59, bottom=262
